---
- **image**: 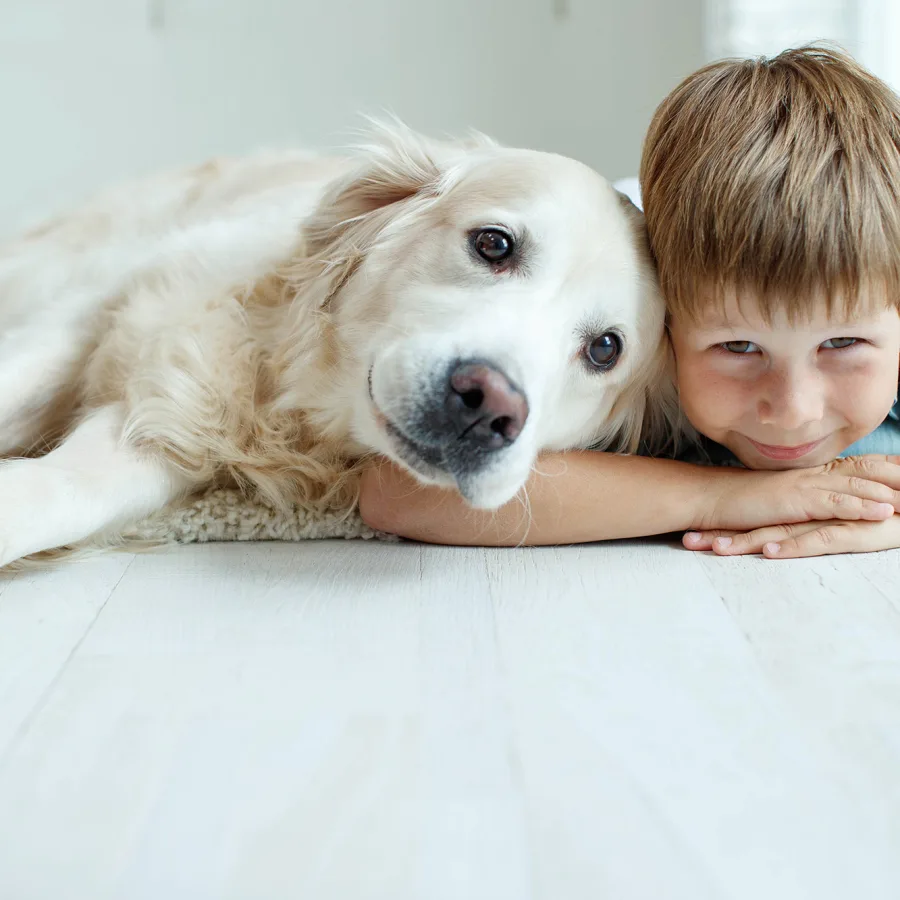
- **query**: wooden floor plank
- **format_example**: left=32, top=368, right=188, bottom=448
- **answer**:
left=0, top=554, right=135, bottom=757
left=484, top=541, right=897, bottom=900
left=696, top=550, right=900, bottom=882
left=0, top=541, right=897, bottom=900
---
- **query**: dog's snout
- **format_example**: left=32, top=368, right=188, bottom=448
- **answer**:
left=447, top=361, right=528, bottom=449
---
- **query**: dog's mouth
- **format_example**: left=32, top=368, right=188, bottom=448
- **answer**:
left=367, top=368, right=447, bottom=481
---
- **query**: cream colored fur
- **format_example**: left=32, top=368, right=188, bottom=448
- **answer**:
left=0, top=122, right=679, bottom=568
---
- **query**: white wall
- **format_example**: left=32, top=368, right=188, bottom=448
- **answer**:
left=856, top=0, right=900, bottom=91
left=0, top=0, right=704, bottom=237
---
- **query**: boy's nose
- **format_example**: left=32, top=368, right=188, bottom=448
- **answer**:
left=757, top=368, right=825, bottom=429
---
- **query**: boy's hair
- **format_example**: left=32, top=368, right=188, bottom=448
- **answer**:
left=639, top=45, right=900, bottom=322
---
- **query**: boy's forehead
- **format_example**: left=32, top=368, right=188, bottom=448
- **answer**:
left=684, top=284, right=897, bottom=330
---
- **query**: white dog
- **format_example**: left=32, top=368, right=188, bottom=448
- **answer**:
left=0, top=123, right=675, bottom=567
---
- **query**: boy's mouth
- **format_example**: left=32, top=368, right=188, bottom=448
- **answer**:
left=745, top=437, right=826, bottom=461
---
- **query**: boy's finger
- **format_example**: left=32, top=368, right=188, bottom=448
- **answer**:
left=829, top=460, right=900, bottom=498
left=764, top=518, right=900, bottom=557
left=766, top=513, right=900, bottom=557
left=683, top=530, right=734, bottom=551
left=711, top=522, right=822, bottom=555
left=814, top=489, right=895, bottom=521
left=857, top=454, right=900, bottom=466
left=762, top=525, right=855, bottom=559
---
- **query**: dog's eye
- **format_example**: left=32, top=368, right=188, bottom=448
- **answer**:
left=585, top=333, right=622, bottom=370
left=472, top=228, right=514, bottom=263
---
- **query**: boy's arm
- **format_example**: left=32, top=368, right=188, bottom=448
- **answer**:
left=359, top=451, right=900, bottom=546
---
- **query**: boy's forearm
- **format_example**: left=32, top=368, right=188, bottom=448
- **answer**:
left=359, top=452, right=718, bottom=546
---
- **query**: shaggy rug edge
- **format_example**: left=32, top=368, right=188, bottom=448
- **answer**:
left=125, top=487, right=398, bottom=544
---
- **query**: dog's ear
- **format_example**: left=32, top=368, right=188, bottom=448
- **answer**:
left=614, top=190, right=641, bottom=219
left=305, top=122, right=446, bottom=252
left=612, top=176, right=643, bottom=214
left=591, top=196, right=698, bottom=457
left=593, top=334, right=698, bottom=457
left=287, top=120, right=496, bottom=309
left=637, top=338, right=699, bottom=457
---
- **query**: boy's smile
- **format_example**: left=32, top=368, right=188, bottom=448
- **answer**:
left=668, top=289, right=900, bottom=470
left=743, top=435, right=828, bottom=462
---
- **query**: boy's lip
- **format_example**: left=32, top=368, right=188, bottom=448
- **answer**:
left=746, top=436, right=826, bottom=461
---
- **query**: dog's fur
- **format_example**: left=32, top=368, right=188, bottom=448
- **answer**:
left=0, top=123, right=677, bottom=567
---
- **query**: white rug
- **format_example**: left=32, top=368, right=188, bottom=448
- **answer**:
left=127, top=487, right=393, bottom=545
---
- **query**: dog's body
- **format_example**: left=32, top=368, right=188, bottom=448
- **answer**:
left=0, top=124, right=675, bottom=567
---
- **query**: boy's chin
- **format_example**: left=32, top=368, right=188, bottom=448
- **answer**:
left=737, top=453, right=829, bottom=471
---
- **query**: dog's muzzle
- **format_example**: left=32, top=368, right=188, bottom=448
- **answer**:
left=379, top=357, right=529, bottom=484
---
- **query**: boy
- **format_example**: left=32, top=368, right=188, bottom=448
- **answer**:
left=358, top=47, right=900, bottom=559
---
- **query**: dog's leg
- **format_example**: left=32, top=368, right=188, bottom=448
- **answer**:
left=0, top=325, right=90, bottom=454
left=0, top=404, right=192, bottom=567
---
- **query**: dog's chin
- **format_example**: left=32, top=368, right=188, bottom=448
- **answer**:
left=455, top=476, right=524, bottom=510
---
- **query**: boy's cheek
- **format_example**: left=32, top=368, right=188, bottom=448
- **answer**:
left=838, top=354, right=898, bottom=437
left=672, top=336, right=750, bottom=438
left=676, top=363, right=735, bottom=438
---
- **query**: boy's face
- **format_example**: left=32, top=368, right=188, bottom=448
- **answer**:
left=668, top=288, right=900, bottom=469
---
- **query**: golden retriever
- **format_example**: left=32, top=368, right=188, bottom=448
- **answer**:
left=0, top=122, right=674, bottom=566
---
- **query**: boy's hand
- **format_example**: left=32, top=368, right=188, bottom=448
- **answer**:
left=683, top=515, right=900, bottom=559
left=698, top=455, right=900, bottom=533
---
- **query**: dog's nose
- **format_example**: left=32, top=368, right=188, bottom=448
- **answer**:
left=446, top=361, right=528, bottom=449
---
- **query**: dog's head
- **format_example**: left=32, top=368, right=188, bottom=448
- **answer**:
left=292, top=123, right=673, bottom=509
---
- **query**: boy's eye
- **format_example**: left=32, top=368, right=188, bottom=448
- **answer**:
left=721, top=340, right=759, bottom=354
left=821, top=337, right=858, bottom=350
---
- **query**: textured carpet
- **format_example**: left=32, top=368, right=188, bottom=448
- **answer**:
left=127, top=487, right=394, bottom=545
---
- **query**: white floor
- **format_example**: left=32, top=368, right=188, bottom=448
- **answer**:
left=1, top=539, right=899, bottom=900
